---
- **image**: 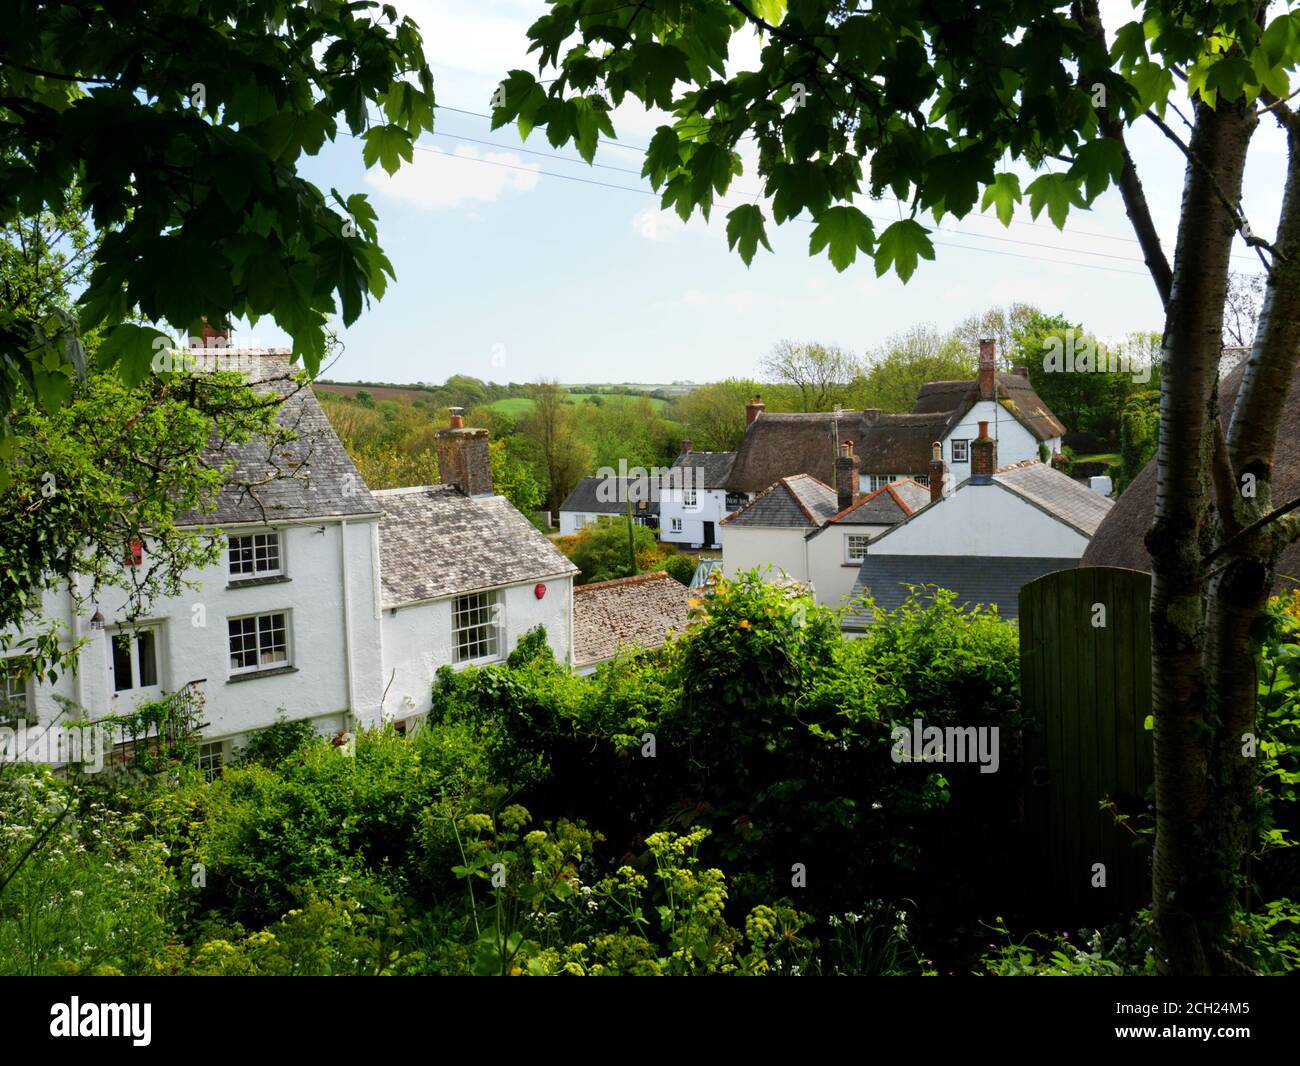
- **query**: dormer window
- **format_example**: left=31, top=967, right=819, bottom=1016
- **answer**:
left=228, top=532, right=282, bottom=579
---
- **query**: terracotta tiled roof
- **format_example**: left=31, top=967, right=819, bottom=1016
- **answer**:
left=572, top=571, right=694, bottom=667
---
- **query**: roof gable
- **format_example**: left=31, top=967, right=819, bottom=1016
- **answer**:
left=722, top=474, right=839, bottom=528
left=992, top=460, right=1112, bottom=537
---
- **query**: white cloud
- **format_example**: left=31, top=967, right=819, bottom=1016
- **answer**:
left=366, top=143, right=540, bottom=210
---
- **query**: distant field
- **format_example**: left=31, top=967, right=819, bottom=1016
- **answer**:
left=488, top=393, right=671, bottom=415
left=315, top=383, right=434, bottom=404
left=317, top=382, right=672, bottom=414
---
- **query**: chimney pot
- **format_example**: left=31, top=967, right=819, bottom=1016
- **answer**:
left=448, top=406, right=465, bottom=430
left=746, top=395, right=766, bottom=426
left=928, top=440, right=945, bottom=503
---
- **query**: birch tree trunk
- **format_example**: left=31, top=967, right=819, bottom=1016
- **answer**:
left=1149, top=100, right=1254, bottom=976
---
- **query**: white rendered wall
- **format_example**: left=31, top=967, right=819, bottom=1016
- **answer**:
left=868, top=484, right=1089, bottom=558
left=379, top=575, right=573, bottom=720
left=659, top=489, right=730, bottom=547
left=2, top=518, right=384, bottom=742
left=722, top=527, right=810, bottom=583
left=806, top=524, right=892, bottom=606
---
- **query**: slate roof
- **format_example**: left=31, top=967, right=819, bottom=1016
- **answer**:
left=375, top=486, right=577, bottom=606
left=993, top=461, right=1112, bottom=537
left=819, top=478, right=932, bottom=529
left=559, top=476, right=660, bottom=516
left=722, top=474, right=841, bottom=528
left=181, top=349, right=380, bottom=525
left=842, top=555, right=1080, bottom=628
left=572, top=571, right=694, bottom=667
left=670, top=449, right=736, bottom=490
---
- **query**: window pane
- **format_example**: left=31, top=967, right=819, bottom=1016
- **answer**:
left=112, top=634, right=133, bottom=691
left=136, top=631, right=158, bottom=687
left=228, top=617, right=259, bottom=670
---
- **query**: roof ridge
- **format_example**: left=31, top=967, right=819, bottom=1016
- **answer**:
left=574, top=570, right=672, bottom=594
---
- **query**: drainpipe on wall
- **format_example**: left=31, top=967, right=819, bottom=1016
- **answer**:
left=338, top=520, right=357, bottom=731
left=70, top=575, right=85, bottom=712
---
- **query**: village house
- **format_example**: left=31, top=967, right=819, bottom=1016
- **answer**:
left=721, top=440, right=930, bottom=607
left=842, top=424, right=1112, bottom=630
left=725, top=341, right=1064, bottom=497
left=0, top=346, right=577, bottom=764
left=557, top=475, right=659, bottom=535
left=656, top=443, right=742, bottom=550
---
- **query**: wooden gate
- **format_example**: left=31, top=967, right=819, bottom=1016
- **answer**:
left=1019, top=566, right=1154, bottom=923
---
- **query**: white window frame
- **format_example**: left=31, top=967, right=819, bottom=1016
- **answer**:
left=228, top=530, right=284, bottom=580
left=197, top=741, right=225, bottom=782
left=670, top=517, right=683, bottom=533
left=844, top=534, right=872, bottom=563
left=1, top=659, right=32, bottom=722
left=682, top=487, right=699, bottom=510
left=951, top=439, right=969, bottom=463
left=109, top=626, right=162, bottom=695
left=227, top=610, right=292, bottom=675
left=452, top=590, right=504, bottom=664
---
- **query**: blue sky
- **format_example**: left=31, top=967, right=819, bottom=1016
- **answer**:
left=243, top=0, right=1284, bottom=386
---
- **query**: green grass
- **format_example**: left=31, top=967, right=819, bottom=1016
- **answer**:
left=489, top=393, right=670, bottom=415
left=1071, top=452, right=1120, bottom=465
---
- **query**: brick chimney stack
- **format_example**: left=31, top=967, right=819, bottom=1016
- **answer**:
left=194, top=316, right=230, bottom=348
left=746, top=395, right=766, bottom=425
left=680, top=439, right=693, bottom=456
left=437, top=408, right=492, bottom=496
left=978, top=338, right=996, bottom=400
left=835, top=440, right=860, bottom=512
left=862, top=408, right=881, bottom=425
left=971, top=420, right=996, bottom=484
left=929, top=441, right=945, bottom=503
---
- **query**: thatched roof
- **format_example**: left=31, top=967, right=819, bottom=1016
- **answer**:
left=1081, top=359, right=1300, bottom=591
left=725, top=411, right=852, bottom=493
left=726, top=372, right=1065, bottom=489
left=855, top=412, right=953, bottom=475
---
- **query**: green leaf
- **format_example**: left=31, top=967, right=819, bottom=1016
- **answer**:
left=97, top=324, right=172, bottom=387
left=809, top=206, right=875, bottom=272
left=725, top=204, right=772, bottom=266
left=1129, top=61, right=1175, bottom=118
left=872, top=219, right=934, bottom=282
left=362, top=125, right=414, bottom=176
left=1069, top=139, right=1124, bottom=204
left=980, top=173, right=1022, bottom=227
left=1024, top=172, right=1084, bottom=229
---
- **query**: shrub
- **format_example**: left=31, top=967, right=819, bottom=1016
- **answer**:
left=235, top=711, right=318, bottom=769
left=662, top=553, right=698, bottom=586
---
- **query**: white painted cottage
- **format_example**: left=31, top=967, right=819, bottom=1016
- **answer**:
left=0, top=348, right=577, bottom=766
left=657, top=444, right=742, bottom=549
left=842, top=437, right=1113, bottom=631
